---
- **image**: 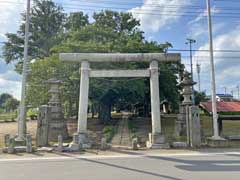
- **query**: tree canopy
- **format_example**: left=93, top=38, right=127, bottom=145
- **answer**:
left=0, top=93, right=19, bottom=113
left=2, top=0, right=181, bottom=123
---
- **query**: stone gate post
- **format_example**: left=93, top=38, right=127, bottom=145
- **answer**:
left=78, top=61, right=90, bottom=134
left=147, top=61, right=168, bottom=148
left=150, top=61, right=161, bottom=136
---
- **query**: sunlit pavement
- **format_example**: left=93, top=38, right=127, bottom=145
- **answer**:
left=0, top=149, right=240, bottom=180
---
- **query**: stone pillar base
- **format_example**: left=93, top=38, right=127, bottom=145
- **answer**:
left=14, top=138, right=26, bottom=146
left=207, top=136, right=227, bottom=147
left=68, top=133, right=92, bottom=151
left=146, top=133, right=170, bottom=149
left=175, top=120, right=186, bottom=137
left=48, top=120, right=69, bottom=142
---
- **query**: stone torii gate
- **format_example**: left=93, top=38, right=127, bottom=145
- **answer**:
left=60, top=53, right=180, bottom=148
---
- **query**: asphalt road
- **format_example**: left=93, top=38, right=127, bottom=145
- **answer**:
left=0, top=153, right=240, bottom=180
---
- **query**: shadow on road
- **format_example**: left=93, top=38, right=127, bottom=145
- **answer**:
left=108, top=148, right=240, bottom=172
left=146, top=155, right=240, bottom=172
left=80, top=158, right=184, bottom=180
left=43, top=151, right=183, bottom=180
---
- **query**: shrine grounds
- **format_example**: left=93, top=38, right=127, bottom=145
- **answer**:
left=1, top=115, right=240, bottom=149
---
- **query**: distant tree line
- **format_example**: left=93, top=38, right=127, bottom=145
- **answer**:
left=0, top=93, right=19, bottom=113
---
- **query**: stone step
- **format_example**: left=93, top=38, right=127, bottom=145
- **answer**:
left=111, top=113, right=132, bottom=147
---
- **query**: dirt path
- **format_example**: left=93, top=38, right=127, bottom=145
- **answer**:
left=111, top=112, right=132, bottom=148
left=0, top=121, right=37, bottom=147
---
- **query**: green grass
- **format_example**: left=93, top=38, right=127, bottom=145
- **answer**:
left=201, top=115, right=240, bottom=137
left=0, top=112, right=17, bottom=122
left=0, top=139, right=4, bottom=148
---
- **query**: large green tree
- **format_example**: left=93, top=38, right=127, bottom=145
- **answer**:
left=65, top=12, right=89, bottom=31
left=2, top=1, right=181, bottom=123
left=3, top=0, right=65, bottom=65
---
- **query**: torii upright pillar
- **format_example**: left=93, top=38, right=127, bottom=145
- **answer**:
left=148, top=61, right=165, bottom=146
left=78, top=61, right=90, bottom=134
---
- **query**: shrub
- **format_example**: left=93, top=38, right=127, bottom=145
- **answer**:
left=103, top=125, right=115, bottom=142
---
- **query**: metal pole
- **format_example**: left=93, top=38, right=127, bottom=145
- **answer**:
left=237, top=85, right=239, bottom=100
left=186, top=38, right=196, bottom=104
left=16, top=0, right=31, bottom=141
left=196, top=63, right=201, bottom=92
left=224, top=87, right=227, bottom=94
left=206, top=0, right=221, bottom=139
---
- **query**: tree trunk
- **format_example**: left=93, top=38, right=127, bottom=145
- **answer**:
left=99, top=103, right=111, bottom=124
left=68, top=98, right=73, bottom=118
left=144, top=92, right=150, bottom=117
left=91, top=103, right=95, bottom=118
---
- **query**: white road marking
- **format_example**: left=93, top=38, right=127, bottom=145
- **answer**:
left=0, top=152, right=240, bottom=162
left=215, top=163, right=240, bottom=166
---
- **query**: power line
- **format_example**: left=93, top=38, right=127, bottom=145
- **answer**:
left=214, top=0, right=240, bottom=2
left=2, top=1, right=240, bottom=19
left=1, top=0, right=240, bottom=11
left=69, top=0, right=240, bottom=11
left=183, top=56, right=240, bottom=59
left=62, top=4, right=240, bottom=16
left=62, top=7, right=240, bottom=19
left=169, top=49, right=240, bottom=53
left=69, top=0, right=206, bottom=8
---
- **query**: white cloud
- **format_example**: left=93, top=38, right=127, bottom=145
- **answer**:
left=0, top=33, right=7, bottom=40
left=0, top=58, right=22, bottom=100
left=187, top=7, right=222, bottom=39
left=193, top=26, right=240, bottom=96
left=0, top=75, right=21, bottom=100
left=130, top=0, right=191, bottom=32
left=188, top=7, right=220, bottom=25
left=0, top=0, right=25, bottom=99
left=0, top=0, right=25, bottom=36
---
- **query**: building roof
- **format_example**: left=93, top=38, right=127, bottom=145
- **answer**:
left=216, top=94, right=233, bottom=97
left=200, top=101, right=240, bottom=113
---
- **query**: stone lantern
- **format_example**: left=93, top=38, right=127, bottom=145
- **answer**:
left=175, top=71, right=196, bottom=136
left=47, top=77, right=68, bottom=141
left=180, top=71, right=196, bottom=105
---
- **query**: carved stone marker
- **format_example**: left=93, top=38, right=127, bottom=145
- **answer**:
left=8, top=137, right=15, bottom=154
left=187, top=106, right=201, bottom=147
left=57, top=135, right=64, bottom=152
left=36, top=105, right=51, bottom=147
left=100, top=137, right=109, bottom=150
left=132, top=138, right=138, bottom=150
left=48, top=78, right=68, bottom=141
left=26, top=134, right=32, bottom=153
left=68, top=133, right=80, bottom=151
left=4, top=134, right=10, bottom=147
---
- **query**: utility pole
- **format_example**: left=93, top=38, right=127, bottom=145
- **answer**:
left=186, top=38, right=196, bottom=104
left=206, top=0, right=221, bottom=139
left=196, top=63, right=201, bottom=92
left=237, top=85, right=240, bottom=100
left=16, top=0, right=31, bottom=141
left=224, top=87, right=227, bottom=94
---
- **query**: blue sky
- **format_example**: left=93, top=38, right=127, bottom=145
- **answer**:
left=0, top=0, right=240, bottom=99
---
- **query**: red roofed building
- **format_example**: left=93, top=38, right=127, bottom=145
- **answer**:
left=200, top=101, right=240, bottom=113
